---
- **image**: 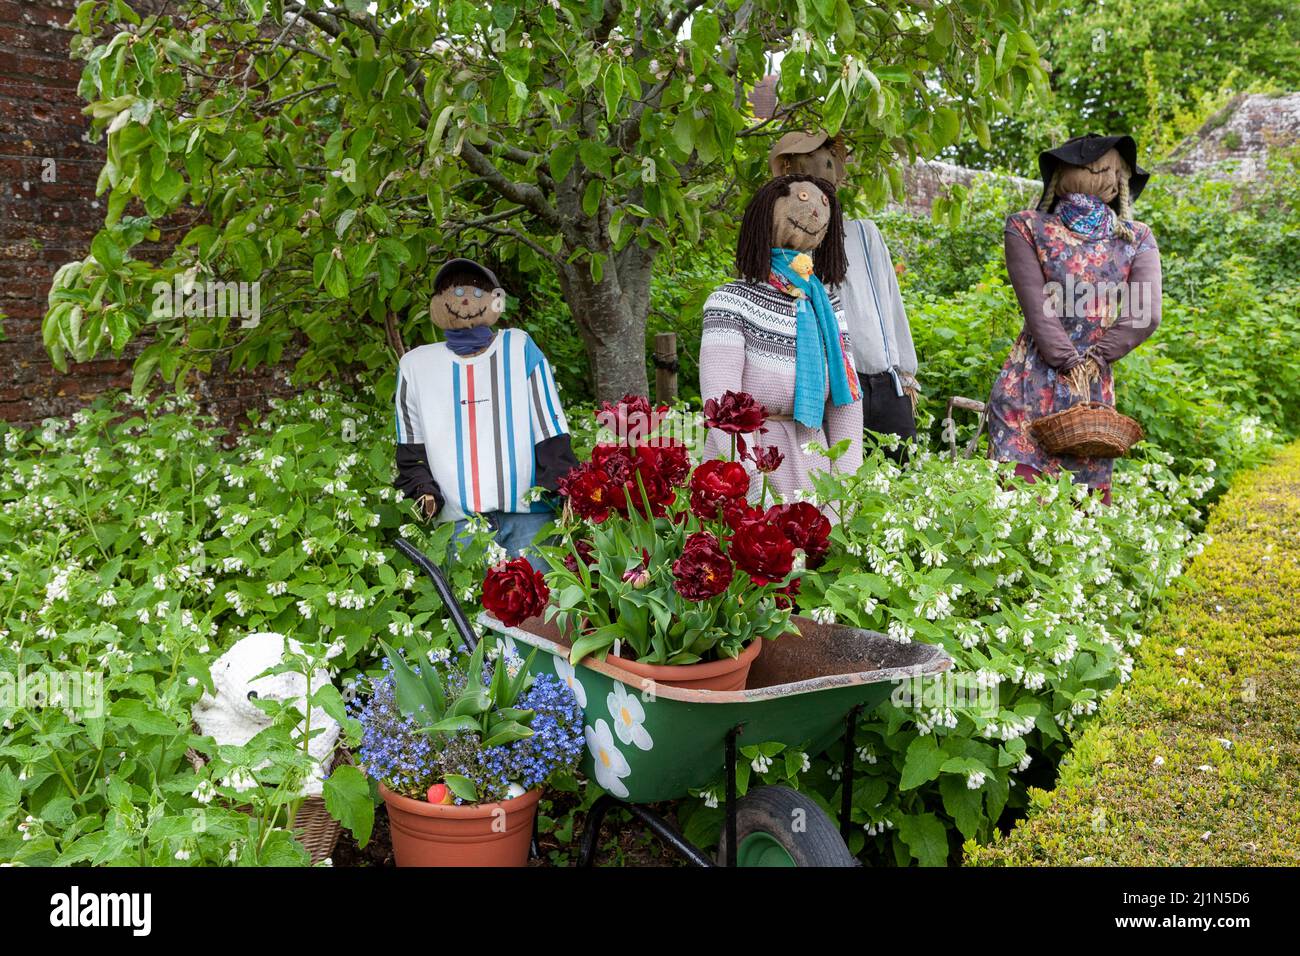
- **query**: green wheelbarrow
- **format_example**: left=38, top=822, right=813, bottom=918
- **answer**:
left=396, top=539, right=952, bottom=867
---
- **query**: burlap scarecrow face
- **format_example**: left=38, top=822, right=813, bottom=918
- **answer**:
left=428, top=272, right=505, bottom=331
left=736, top=175, right=848, bottom=286
left=1055, top=147, right=1127, bottom=204
left=772, top=179, right=832, bottom=252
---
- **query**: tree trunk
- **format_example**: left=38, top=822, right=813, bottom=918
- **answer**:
left=555, top=242, right=658, bottom=403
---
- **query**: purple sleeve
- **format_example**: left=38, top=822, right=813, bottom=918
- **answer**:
left=1090, top=244, right=1162, bottom=366
left=1005, top=225, right=1084, bottom=371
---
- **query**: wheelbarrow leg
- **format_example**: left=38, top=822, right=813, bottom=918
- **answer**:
left=578, top=794, right=619, bottom=867
left=578, top=795, right=715, bottom=868
left=724, top=724, right=741, bottom=867
left=840, top=705, right=863, bottom=844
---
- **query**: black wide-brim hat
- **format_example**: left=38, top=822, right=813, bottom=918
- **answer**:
left=1038, top=133, right=1150, bottom=212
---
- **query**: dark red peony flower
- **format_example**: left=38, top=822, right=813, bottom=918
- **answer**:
left=482, top=557, right=550, bottom=628
left=703, top=390, right=768, bottom=435
left=562, top=538, right=597, bottom=574
left=729, top=513, right=796, bottom=586
left=775, top=577, right=801, bottom=610
left=721, top=498, right=764, bottom=531
left=689, top=459, right=751, bottom=520
left=747, top=444, right=785, bottom=474
left=644, top=439, right=691, bottom=487
left=595, top=394, right=669, bottom=444
left=768, top=502, right=832, bottom=568
left=590, top=443, right=635, bottom=486
left=671, top=532, right=734, bottom=601
left=623, top=446, right=676, bottom=518
left=557, top=462, right=623, bottom=523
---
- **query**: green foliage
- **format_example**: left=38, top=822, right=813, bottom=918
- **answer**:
left=52, top=0, right=1047, bottom=400
left=969, top=441, right=1300, bottom=866
left=0, top=387, right=494, bottom=865
left=952, top=0, right=1300, bottom=173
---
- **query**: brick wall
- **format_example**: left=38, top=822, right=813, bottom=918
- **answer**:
left=0, top=0, right=296, bottom=429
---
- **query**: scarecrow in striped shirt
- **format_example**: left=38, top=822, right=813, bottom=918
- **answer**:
left=394, top=258, right=575, bottom=570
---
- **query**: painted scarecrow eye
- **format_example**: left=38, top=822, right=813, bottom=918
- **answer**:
left=797, top=189, right=810, bottom=201
left=473, top=288, right=484, bottom=298
left=453, top=286, right=465, bottom=296
left=820, top=193, right=828, bottom=206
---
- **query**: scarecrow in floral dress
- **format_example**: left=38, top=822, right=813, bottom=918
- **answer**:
left=988, top=134, right=1163, bottom=502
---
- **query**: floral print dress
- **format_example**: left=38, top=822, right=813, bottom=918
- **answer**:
left=988, top=209, right=1158, bottom=491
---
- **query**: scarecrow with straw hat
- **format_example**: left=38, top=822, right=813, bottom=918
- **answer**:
left=987, top=134, right=1163, bottom=502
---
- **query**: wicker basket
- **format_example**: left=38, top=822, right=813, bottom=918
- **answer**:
left=1029, top=401, right=1144, bottom=458
left=185, top=736, right=352, bottom=865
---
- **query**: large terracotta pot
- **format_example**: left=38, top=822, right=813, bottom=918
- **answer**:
left=609, top=637, right=763, bottom=691
left=378, top=783, right=541, bottom=867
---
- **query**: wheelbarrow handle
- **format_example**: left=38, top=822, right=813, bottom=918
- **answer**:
left=393, top=537, right=479, bottom=652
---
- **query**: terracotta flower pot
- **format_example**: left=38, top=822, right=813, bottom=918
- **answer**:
left=609, top=637, right=763, bottom=691
left=378, top=783, right=541, bottom=867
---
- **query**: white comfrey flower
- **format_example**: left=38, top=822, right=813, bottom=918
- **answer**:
left=751, top=754, right=773, bottom=774
left=96, top=590, right=117, bottom=608
left=966, top=771, right=986, bottom=790
left=809, top=605, right=836, bottom=626
left=387, top=619, right=415, bottom=638
left=266, top=581, right=287, bottom=597
left=883, top=527, right=906, bottom=552
left=296, top=600, right=314, bottom=620
left=192, top=780, right=217, bottom=805
left=886, top=619, right=913, bottom=643
left=222, top=768, right=256, bottom=793
left=702, top=788, right=719, bottom=809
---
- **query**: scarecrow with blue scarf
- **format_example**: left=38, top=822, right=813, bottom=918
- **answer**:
left=698, top=175, right=863, bottom=508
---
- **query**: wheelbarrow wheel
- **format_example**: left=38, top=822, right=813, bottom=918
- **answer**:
left=717, top=785, right=856, bottom=867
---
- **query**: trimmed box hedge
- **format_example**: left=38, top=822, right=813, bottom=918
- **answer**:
left=968, top=442, right=1300, bottom=866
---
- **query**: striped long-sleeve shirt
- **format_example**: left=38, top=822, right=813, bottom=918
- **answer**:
left=395, top=329, right=569, bottom=522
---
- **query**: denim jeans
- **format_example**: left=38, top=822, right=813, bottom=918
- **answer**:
left=451, top=511, right=554, bottom=572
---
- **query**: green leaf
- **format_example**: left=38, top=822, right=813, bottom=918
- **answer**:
left=481, top=720, right=534, bottom=748
left=378, top=641, right=435, bottom=718
left=939, top=775, right=985, bottom=840
left=897, top=812, right=950, bottom=867
left=321, top=764, right=374, bottom=848
left=444, top=774, right=477, bottom=803
left=899, top=735, right=946, bottom=790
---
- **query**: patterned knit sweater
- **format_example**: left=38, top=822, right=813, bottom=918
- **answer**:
left=699, top=278, right=864, bottom=508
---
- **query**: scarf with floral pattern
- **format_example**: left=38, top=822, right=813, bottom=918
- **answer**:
left=1057, top=191, right=1114, bottom=240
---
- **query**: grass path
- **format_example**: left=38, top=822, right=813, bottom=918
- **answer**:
left=969, top=442, right=1300, bottom=865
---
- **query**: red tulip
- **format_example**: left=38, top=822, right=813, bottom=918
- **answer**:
left=482, top=557, right=550, bottom=628
left=768, top=502, right=832, bottom=568
left=671, top=532, right=734, bottom=601
left=747, top=444, right=785, bottom=474
left=557, top=462, right=624, bottom=523
left=703, top=390, right=768, bottom=435
left=730, top=513, right=796, bottom=586
left=689, top=459, right=751, bottom=520
left=595, top=394, right=669, bottom=444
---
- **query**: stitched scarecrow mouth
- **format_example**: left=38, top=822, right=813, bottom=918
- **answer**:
left=445, top=301, right=490, bottom=322
left=785, top=216, right=826, bottom=238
